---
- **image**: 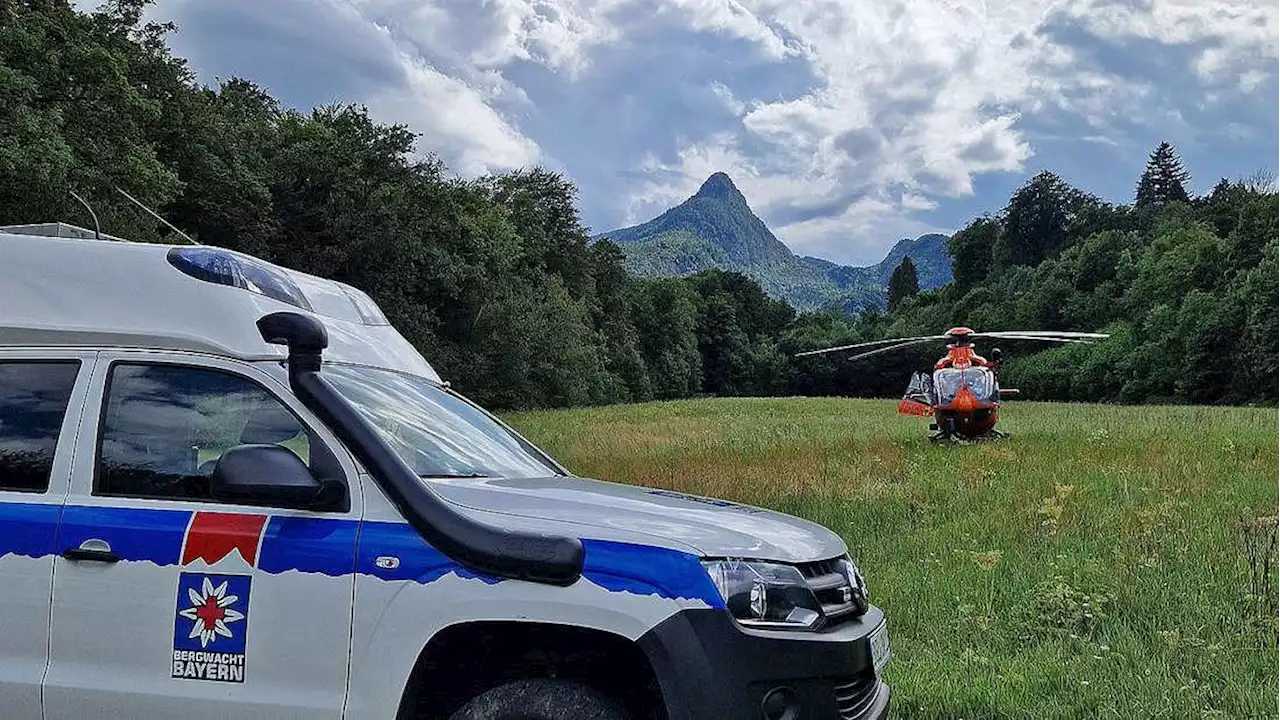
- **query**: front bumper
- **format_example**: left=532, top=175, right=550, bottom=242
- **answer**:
left=636, top=605, right=891, bottom=719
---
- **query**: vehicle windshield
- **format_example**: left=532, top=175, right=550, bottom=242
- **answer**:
left=324, top=365, right=562, bottom=479
left=933, top=367, right=993, bottom=402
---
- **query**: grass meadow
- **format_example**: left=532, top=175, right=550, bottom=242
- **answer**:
left=506, top=398, right=1279, bottom=719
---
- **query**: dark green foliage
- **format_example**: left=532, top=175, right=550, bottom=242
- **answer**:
left=0, top=0, right=185, bottom=238
left=1125, top=224, right=1226, bottom=308
left=597, top=173, right=951, bottom=311
left=687, top=270, right=795, bottom=396
left=632, top=279, right=703, bottom=399
left=1226, top=194, right=1278, bottom=271
left=1199, top=178, right=1252, bottom=238
left=992, top=171, right=1095, bottom=269
left=1173, top=291, right=1236, bottom=404
left=1230, top=240, right=1280, bottom=402
left=947, top=217, right=999, bottom=290
left=589, top=241, right=652, bottom=403
left=1135, top=141, right=1191, bottom=207
left=886, top=257, right=919, bottom=310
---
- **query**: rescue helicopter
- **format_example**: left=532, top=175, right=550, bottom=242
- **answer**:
left=796, top=326, right=1109, bottom=442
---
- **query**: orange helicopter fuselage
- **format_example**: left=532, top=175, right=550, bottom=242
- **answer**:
left=934, top=344, right=990, bottom=370
left=895, top=341, right=1001, bottom=438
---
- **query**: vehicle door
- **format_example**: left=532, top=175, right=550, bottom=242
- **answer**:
left=0, top=353, right=94, bottom=718
left=43, top=352, right=362, bottom=719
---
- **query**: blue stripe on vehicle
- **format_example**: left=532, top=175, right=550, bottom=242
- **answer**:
left=57, top=504, right=191, bottom=566
left=3, top=502, right=722, bottom=607
left=353, top=523, right=718, bottom=602
left=0, top=501, right=61, bottom=559
left=355, top=520, right=501, bottom=585
left=258, top=515, right=358, bottom=577
left=581, top=539, right=724, bottom=607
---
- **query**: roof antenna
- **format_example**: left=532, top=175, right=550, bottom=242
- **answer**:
left=114, top=186, right=199, bottom=245
left=69, top=190, right=101, bottom=240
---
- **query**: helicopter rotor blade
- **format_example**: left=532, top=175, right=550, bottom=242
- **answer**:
left=979, top=334, right=1098, bottom=345
left=796, top=329, right=1108, bottom=358
left=846, top=337, right=948, bottom=362
left=794, top=334, right=947, bottom=358
left=975, top=330, right=1109, bottom=339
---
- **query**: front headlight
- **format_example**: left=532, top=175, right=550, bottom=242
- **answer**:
left=837, top=556, right=871, bottom=613
left=701, top=560, right=823, bottom=629
left=837, top=556, right=868, bottom=598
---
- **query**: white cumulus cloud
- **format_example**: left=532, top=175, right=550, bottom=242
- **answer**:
left=617, top=0, right=1277, bottom=262
left=154, top=0, right=1279, bottom=264
left=375, top=54, right=541, bottom=174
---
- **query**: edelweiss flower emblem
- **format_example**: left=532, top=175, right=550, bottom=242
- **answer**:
left=178, top=576, right=246, bottom=648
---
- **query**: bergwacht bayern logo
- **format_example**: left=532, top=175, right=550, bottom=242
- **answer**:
left=172, top=572, right=252, bottom=683
left=170, top=511, right=267, bottom=683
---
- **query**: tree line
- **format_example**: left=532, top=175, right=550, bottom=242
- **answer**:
left=2, top=2, right=1275, bottom=408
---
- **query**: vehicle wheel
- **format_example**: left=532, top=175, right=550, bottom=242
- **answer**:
left=449, top=678, right=627, bottom=720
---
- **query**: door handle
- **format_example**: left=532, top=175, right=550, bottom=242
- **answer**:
left=62, top=539, right=121, bottom=564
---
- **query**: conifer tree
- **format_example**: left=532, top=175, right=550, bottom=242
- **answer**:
left=1135, top=142, right=1191, bottom=207
left=887, top=256, right=919, bottom=310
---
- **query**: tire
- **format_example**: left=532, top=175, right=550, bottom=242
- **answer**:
left=449, top=678, right=628, bottom=720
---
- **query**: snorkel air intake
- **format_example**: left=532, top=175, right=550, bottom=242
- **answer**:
left=257, top=312, right=584, bottom=586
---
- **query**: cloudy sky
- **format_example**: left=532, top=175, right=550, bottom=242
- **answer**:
left=145, top=0, right=1277, bottom=265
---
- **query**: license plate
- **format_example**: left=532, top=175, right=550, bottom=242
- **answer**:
left=869, top=621, right=891, bottom=674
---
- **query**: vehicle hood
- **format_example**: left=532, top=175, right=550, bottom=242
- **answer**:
left=430, top=475, right=847, bottom=563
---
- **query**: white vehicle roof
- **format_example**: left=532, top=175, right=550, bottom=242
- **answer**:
left=0, top=226, right=441, bottom=382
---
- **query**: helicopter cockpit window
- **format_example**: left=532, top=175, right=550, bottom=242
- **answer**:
left=933, top=368, right=994, bottom=402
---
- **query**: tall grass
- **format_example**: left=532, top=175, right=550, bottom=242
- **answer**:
left=507, top=398, right=1279, bottom=719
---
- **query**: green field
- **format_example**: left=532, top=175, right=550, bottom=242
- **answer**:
left=506, top=398, right=1279, bottom=719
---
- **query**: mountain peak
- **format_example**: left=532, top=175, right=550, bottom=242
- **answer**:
left=597, top=169, right=793, bottom=269
left=595, top=171, right=952, bottom=312
left=694, top=172, right=744, bottom=201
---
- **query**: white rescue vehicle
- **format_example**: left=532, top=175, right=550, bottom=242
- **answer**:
left=0, top=224, right=891, bottom=720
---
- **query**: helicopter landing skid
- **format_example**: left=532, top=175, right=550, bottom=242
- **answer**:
left=929, top=429, right=1008, bottom=445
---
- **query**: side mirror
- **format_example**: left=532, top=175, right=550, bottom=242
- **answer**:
left=211, top=444, right=346, bottom=510
left=990, top=347, right=1003, bottom=364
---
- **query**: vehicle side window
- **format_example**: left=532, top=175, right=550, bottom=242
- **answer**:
left=96, top=363, right=315, bottom=503
left=0, top=362, right=81, bottom=492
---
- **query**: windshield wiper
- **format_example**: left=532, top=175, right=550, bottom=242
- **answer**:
left=418, top=472, right=491, bottom=479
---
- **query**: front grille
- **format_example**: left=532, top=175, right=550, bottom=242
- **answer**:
left=796, top=558, right=864, bottom=629
left=834, top=670, right=879, bottom=719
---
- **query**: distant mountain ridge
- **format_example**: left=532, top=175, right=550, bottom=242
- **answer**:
left=594, top=172, right=952, bottom=312
left=801, top=233, right=953, bottom=290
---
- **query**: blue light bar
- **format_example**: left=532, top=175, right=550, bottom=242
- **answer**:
left=341, top=285, right=389, bottom=326
left=167, top=247, right=312, bottom=311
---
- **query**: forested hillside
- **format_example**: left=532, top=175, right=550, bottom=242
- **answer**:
left=2, top=2, right=1274, bottom=409
left=799, top=156, right=1279, bottom=405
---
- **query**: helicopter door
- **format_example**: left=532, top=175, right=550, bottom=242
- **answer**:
left=903, top=372, right=933, bottom=403
left=898, top=372, right=935, bottom=417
